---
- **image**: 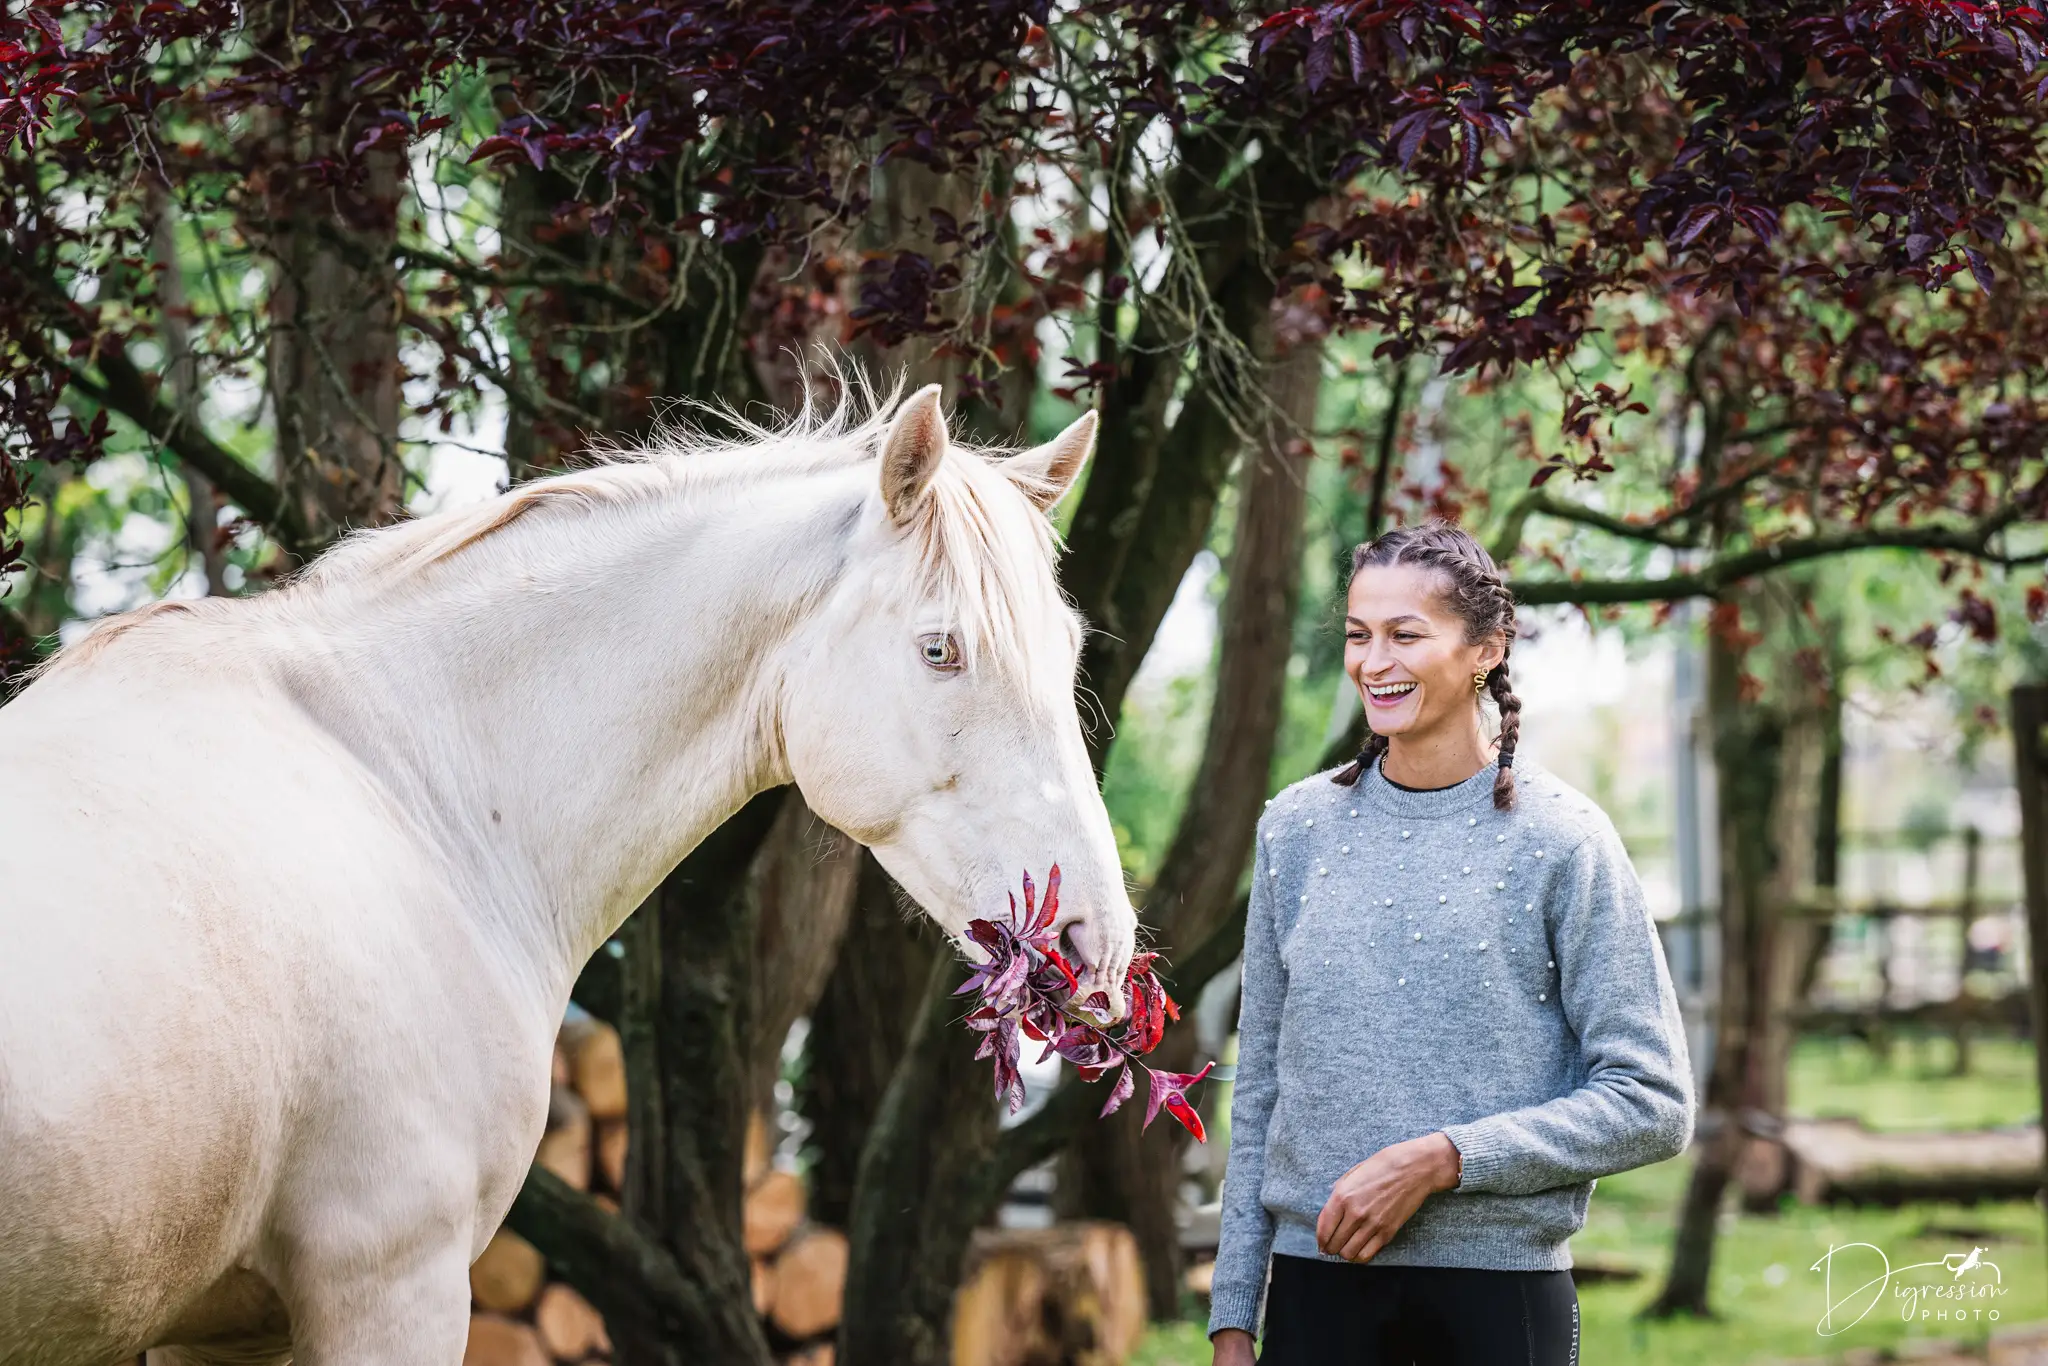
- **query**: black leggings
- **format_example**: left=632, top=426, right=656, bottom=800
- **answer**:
left=1258, top=1254, right=1580, bottom=1366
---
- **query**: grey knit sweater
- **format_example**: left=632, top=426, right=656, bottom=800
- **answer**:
left=1207, top=752, right=1696, bottom=1338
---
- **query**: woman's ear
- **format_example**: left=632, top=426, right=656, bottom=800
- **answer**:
left=1480, top=632, right=1509, bottom=676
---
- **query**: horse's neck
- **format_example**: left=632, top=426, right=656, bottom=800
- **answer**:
left=280, top=468, right=860, bottom=999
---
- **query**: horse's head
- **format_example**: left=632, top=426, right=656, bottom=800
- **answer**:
left=779, top=384, right=1138, bottom=1016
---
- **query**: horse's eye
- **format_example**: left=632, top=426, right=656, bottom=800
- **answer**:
left=919, top=633, right=963, bottom=673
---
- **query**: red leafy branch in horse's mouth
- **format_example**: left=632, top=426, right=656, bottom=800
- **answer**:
left=955, top=865, right=1214, bottom=1140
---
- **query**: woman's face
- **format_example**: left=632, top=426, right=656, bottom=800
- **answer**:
left=1343, top=563, right=1505, bottom=742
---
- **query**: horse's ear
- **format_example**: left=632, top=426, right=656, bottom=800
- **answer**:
left=880, top=383, right=949, bottom=524
left=1003, top=410, right=1097, bottom=512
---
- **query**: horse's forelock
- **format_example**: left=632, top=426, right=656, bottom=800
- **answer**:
left=900, top=445, right=1076, bottom=696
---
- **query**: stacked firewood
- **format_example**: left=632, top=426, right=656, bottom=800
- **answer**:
left=742, top=1114, right=849, bottom=1365
left=465, top=1019, right=1142, bottom=1366
left=462, top=1020, right=850, bottom=1366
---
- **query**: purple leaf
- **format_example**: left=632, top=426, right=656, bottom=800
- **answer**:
left=1305, top=37, right=1335, bottom=93
left=1099, top=1061, right=1136, bottom=1118
left=1671, top=204, right=1720, bottom=249
left=1966, top=246, right=1995, bottom=292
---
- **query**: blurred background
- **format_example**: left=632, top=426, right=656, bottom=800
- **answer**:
left=9, top=3, right=2048, bottom=1364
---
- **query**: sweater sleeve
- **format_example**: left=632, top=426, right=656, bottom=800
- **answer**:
left=1440, top=823, right=1696, bottom=1196
left=1207, top=827, right=1285, bottom=1338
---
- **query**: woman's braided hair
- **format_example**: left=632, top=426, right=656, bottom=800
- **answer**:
left=1330, top=519, right=1523, bottom=811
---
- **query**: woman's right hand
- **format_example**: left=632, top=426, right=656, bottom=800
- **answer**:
left=1212, top=1327, right=1258, bottom=1366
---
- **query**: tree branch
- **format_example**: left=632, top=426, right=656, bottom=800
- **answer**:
left=1491, top=457, right=1788, bottom=567
left=402, top=306, right=607, bottom=432
left=1508, top=511, right=2046, bottom=606
left=505, top=1165, right=709, bottom=1342
left=64, top=352, right=320, bottom=562
left=1496, top=489, right=1703, bottom=558
left=5, top=242, right=318, bottom=559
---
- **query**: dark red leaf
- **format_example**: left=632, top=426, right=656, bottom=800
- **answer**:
left=1163, top=1091, right=1207, bottom=1143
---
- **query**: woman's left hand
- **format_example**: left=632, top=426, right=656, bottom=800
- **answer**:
left=1315, top=1131, right=1463, bottom=1263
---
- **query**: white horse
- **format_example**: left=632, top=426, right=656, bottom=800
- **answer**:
left=0, top=383, right=1137, bottom=1366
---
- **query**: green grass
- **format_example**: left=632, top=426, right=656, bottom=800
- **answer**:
left=1136, top=1034, right=2048, bottom=1365
left=1789, top=1034, right=2041, bottom=1133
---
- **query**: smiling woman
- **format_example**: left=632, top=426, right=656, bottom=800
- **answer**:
left=1331, top=525, right=1524, bottom=804
left=1206, top=520, right=1696, bottom=1366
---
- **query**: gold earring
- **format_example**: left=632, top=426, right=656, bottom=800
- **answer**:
left=1473, top=671, right=1487, bottom=692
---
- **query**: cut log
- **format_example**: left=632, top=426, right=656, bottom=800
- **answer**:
left=464, top=1313, right=550, bottom=1366
left=470, top=1231, right=546, bottom=1315
left=744, top=1169, right=806, bottom=1258
left=1569, top=1255, right=1643, bottom=1284
left=534, top=1283, right=611, bottom=1361
left=1762, top=1119, right=2045, bottom=1206
left=768, top=1227, right=850, bottom=1341
left=752, top=1257, right=778, bottom=1317
left=1735, top=1132, right=1792, bottom=1211
left=560, top=1018, right=627, bottom=1121
left=952, top=1222, right=1145, bottom=1366
left=596, top=1118, right=628, bottom=1194
left=536, top=1084, right=591, bottom=1191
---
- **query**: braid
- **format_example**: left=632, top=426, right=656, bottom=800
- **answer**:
left=1330, top=519, right=1523, bottom=808
left=1486, top=661, right=1523, bottom=811
left=1329, top=728, right=1389, bottom=787
left=1484, top=579, right=1522, bottom=811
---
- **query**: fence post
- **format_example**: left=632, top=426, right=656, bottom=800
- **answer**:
left=1951, top=825, right=1981, bottom=1075
left=2006, top=686, right=2048, bottom=1254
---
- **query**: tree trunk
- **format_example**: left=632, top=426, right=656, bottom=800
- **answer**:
left=1650, top=609, right=1770, bottom=1315
left=800, top=853, right=943, bottom=1228
left=747, top=794, right=864, bottom=1113
left=1737, top=700, right=1828, bottom=1211
left=1063, top=131, right=1320, bottom=767
left=838, top=951, right=1008, bottom=1366
left=1649, top=580, right=1829, bottom=1310
left=1055, top=324, right=1324, bottom=1318
left=608, top=788, right=786, bottom=1366
left=493, top=154, right=768, bottom=479
left=242, top=10, right=406, bottom=538
left=2007, top=685, right=2048, bottom=1264
left=847, top=156, right=1033, bottom=431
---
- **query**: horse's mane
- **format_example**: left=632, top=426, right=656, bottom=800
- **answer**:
left=42, top=373, right=1071, bottom=685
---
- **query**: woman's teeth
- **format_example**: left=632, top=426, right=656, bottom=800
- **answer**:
left=1368, top=682, right=1416, bottom=700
